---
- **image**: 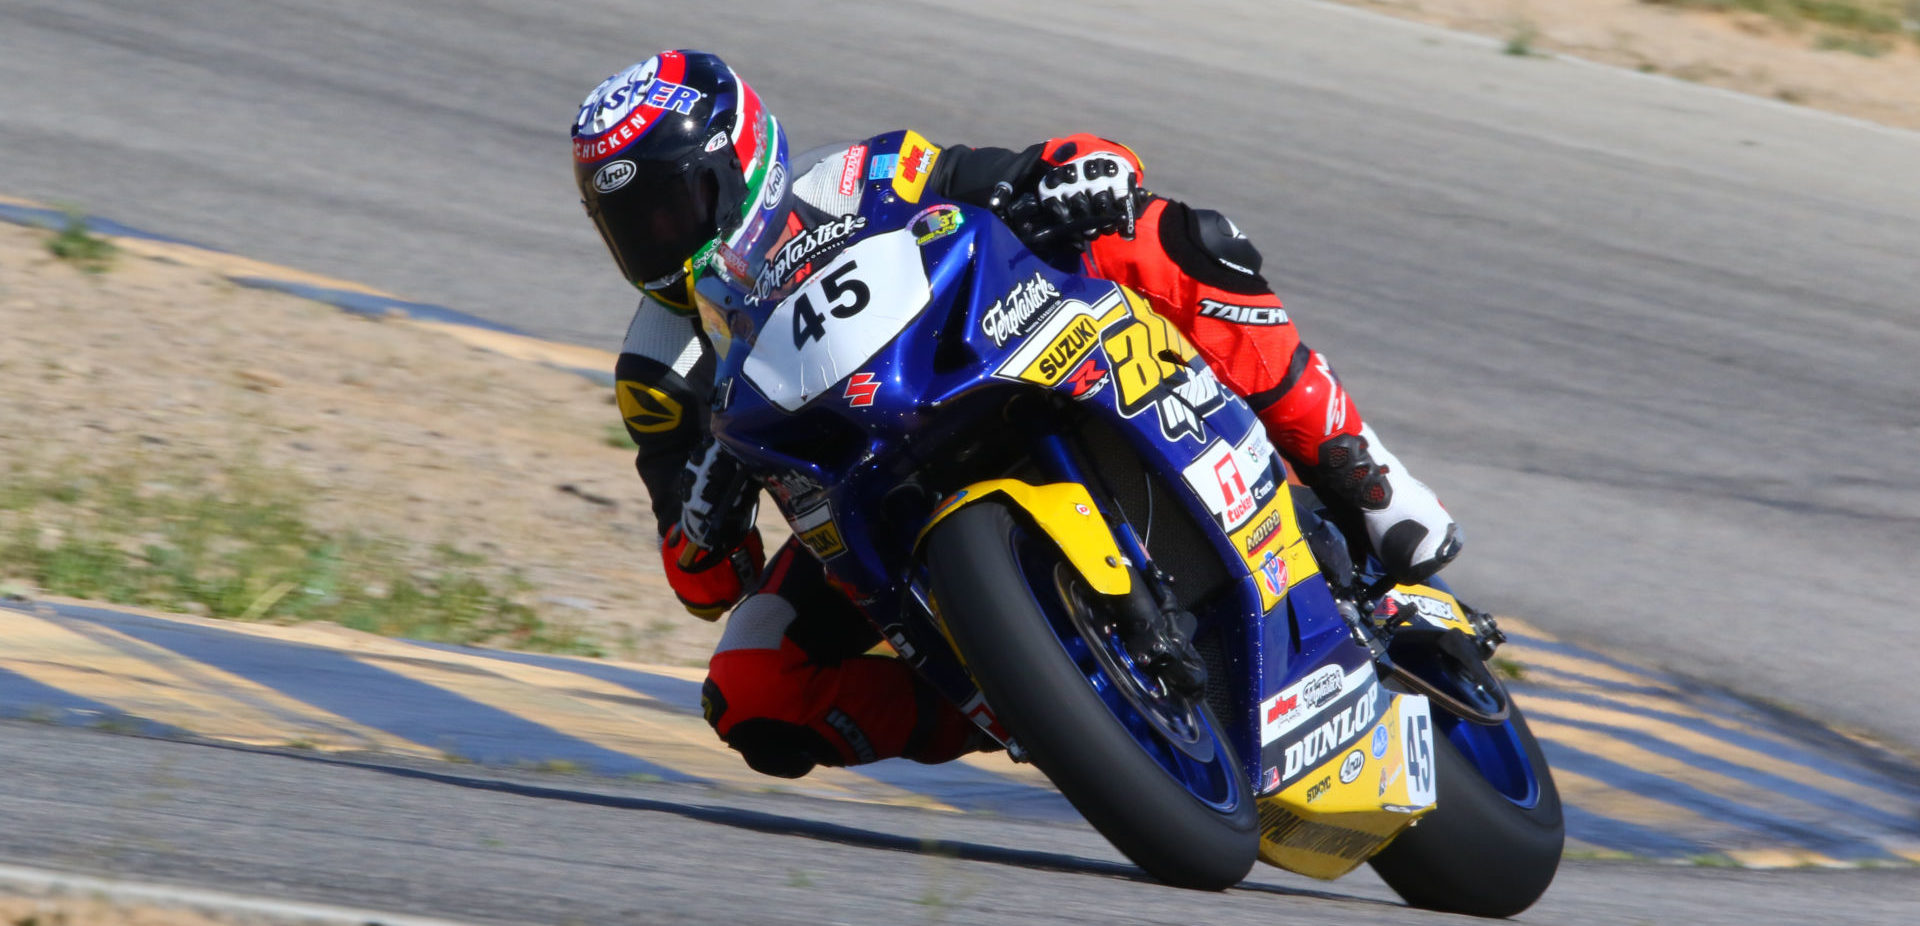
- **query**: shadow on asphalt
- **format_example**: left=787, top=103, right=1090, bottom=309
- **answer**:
left=201, top=735, right=1396, bottom=905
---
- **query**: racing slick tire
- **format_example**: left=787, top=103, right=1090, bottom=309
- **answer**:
left=1366, top=703, right=1563, bottom=917
left=926, top=501, right=1258, bottom=890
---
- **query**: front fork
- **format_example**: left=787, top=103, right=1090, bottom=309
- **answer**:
left=1030, top=429, right=1208, bottom=699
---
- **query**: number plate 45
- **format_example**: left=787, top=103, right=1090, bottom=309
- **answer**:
left=742, top=231, right=932, bottom=411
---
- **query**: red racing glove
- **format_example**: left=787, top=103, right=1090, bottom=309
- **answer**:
left=661, top=523, right=765, bottom=620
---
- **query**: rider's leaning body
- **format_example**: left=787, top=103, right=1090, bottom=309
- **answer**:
left=580, top=51, right=1460, bottom=778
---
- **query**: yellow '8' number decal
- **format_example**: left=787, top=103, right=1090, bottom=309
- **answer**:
left=1101, top=289, right=1195, bottom=416
left=1104, top=323, right=1159, bottom=411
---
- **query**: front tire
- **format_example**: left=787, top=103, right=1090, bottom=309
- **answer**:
left=1367, top=704, right=1563, bottom=917
left=926, top=502, right=1257, bottom=890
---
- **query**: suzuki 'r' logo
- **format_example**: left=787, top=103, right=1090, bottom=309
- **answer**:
left=844, top=372, right=881, bottom=407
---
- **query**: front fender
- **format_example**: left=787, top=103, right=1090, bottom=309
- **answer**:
left=915, top=479, right=1131, bottom=597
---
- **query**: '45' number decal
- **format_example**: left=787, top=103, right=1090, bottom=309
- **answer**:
left=742, top=230, right=932, bottom=411
left=1400, top=696, right=1437, bottom=807
left=790, top=261, right=872, bottom=348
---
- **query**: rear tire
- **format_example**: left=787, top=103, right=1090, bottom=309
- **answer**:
left=1367, top=704, right=1563, bottom=917
left=926, top=502, right=1257, bottom=890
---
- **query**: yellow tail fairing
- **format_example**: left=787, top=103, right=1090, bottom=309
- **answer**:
left=916, top=479, right=1130, bottom=597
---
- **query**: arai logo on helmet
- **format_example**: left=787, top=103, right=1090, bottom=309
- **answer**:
left=591, top=160, right=637, bottom=193
left=762, top=161, right=788, bottom=209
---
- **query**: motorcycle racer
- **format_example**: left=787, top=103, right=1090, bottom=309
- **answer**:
left=576, top=51, right=1461, bottom=778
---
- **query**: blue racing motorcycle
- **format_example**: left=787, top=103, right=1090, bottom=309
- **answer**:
left=693, top=131, right=1563, bottom=916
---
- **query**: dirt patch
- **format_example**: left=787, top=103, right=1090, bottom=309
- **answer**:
left=0, top=894, right=255, bottom=926
left=1341, top=0, right=1920, bottom=129
left=0, top=220, right=767, bottom=667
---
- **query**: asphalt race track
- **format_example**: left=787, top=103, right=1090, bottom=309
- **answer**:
left=2, top=0, right=1919, bottom=921
left=9, top=719, right=1920, bottom=926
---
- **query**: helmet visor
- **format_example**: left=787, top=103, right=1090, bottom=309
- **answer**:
left=585, top=160, right=722, bottom=287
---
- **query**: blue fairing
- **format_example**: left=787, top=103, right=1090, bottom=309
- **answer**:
left=691, top=130, right=1504, bottom=804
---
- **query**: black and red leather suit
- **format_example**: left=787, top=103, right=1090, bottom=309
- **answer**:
left=615, top=134, right=1446, bottom=778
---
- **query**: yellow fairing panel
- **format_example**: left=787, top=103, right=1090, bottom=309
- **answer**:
left=1228, top=494, right=1318, bottom=613
left=1258, top=693, right=1437, bottom=879
left=1385, top=583, right=1477, bottom=636
left=917, top=479, right=1130, bottom=597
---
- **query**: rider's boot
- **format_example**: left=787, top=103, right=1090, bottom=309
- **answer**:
left=1302, top=424, right=1461, bottom=584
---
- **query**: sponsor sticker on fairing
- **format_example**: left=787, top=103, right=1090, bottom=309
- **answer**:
left=1386, top=590, right=1465, bottom=629
left=751, top=214, right=867, bottom=301
left=1064, top=355, right=1109, bottom=398
left=979, top=273, right=1063, bottom=348
left=1259, top=550, right=1289, bottom=598
left=993, top=289, right=1129, bottom=387
left=1182, top=441, right=1257, bottom=529
left=909, top=203, right=965, bottom=245
left=764, top=471, right=826, bottom=509
left=1261, top=661, right=1375, bottom=745
left=1377, top=754, right=1403, bottom=797
left=843, top=372, right=881, bottom=407
left=1339, top=749, right=1366, bottom=784
left=891, top=131, right=940, bottom=203
left=1281, top=689, right=1380, bottom=782
left=792, top=502, right=847, bottom=559
left=1305, top=776, right=1332, bottom=803
left=1243, top=508, right=1283, bottom=554
left=838, top=144, right=868, bottom=195
left=1013, top=315, right=1102, bottom=387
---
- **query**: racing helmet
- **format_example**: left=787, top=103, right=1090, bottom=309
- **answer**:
left=572, top=51, right=790, bottom=306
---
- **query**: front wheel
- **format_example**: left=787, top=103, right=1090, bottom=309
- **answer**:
left=1367, top=703, right=1564, bottom=917
left=926, top=502, right=1257, bottom=890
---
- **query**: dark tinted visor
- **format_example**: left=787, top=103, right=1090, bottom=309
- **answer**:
left=585, top=160, right=721, bottom=286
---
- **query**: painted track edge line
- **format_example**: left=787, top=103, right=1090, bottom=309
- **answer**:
left=0, top=861, right=483, bottom=926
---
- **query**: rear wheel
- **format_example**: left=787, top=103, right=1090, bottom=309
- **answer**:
left=926, top=502, right=1257, bottom=889
left=1367, top=704, right=1563, bottom=917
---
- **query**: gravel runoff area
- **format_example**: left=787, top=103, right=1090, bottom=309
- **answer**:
left=0, top=894, right=243, bottom=926
left=1342, top=0, right=1920, bottom=129
left=0, top=219, right=769, bottom=667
